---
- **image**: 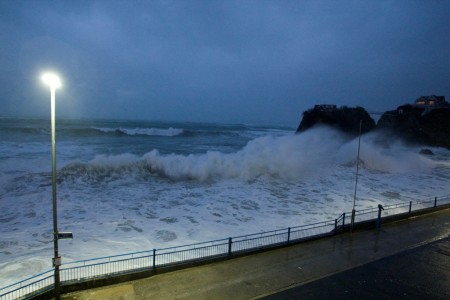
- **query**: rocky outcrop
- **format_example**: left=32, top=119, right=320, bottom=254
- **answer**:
left=296, top=105, right=376, bottom=136
left=377, top=105, right=450, bottom=149
left=296, top=98, right=450, bottom=149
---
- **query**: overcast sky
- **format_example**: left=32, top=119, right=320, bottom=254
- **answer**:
left=1, top=1, right=449, bottom=125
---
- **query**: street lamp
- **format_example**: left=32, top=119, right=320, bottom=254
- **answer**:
left=41, top=72, right=62, bottom=299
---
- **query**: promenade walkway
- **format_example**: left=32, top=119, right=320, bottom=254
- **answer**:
left=60, top=208, right=450, bottom=300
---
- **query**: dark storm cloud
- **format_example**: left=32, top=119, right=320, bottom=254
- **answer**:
left=0, top=1, right=449, bottom=124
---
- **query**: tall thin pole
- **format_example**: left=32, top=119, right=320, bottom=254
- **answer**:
left=351, top=120, right=362, bottom=232
left=51, top=86, right=61, bottom=299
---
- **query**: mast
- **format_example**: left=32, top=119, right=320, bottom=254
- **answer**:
left=351, top=120, right=362, bottom=232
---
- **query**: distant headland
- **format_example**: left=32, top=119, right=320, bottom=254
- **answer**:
left=296, top=95, right=450, bottom=149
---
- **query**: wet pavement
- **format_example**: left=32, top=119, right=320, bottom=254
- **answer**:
left=61, top=208, right=450, bottom=300
left=264, top=235, right=450, bottom=299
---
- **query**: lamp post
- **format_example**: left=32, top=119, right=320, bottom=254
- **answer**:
left=42, top=72, right=62, bottom=299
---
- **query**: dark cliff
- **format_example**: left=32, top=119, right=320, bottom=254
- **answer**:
left=377, top=105, right=450, bottom=149
left=295, top=100, right=450, bottom=149
left=296, top=105, right=376, bottom=136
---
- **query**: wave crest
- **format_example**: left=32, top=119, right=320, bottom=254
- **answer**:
left=60, top=154, right=148, bottom=182
left=143, top=128, right=347, bottom=180
left=93, top=127, right=184, bottom=136
left=59, top=127, right=436, bottom=183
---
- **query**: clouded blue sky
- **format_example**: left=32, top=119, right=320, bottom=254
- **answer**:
left=1, top=0, right=449, bottom=124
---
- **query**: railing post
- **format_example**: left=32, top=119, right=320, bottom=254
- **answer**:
left=287, top=227, right=291, bottom=244
left=228, top=238, right=232, bottom=256
left=434, top=197, right=437, bottom=207
left=350, top=209, right=356, bottom=232
left=152, top=249, right=156, bottom=269
left=334, top=219, right=338, bottom=234
left=342, top=212, right=345, bottom=227
left=409, top=201, right=412, bottom=213
left=376, top=204, right=384, bottom=228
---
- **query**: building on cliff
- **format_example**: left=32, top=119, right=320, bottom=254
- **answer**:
left=413, top=95, right=447, bottom=114
left=414, top=95, right=446, bottom=106
left=378, top=95, right=450, bottom=149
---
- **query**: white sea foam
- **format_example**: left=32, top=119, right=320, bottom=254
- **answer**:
left=142, top=128, right=347, bottom=181
left=135, top=128, right=433, bottom=181
left=335, top=132, right=435, bottom=173
left=0, top=121, right=449, bottom=288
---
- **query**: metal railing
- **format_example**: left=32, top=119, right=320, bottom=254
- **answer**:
left=345, top=196, right=449, bottom=224
left=1, top=195, right=449, bottom=300
left=0, top=270, right=53, bottom=300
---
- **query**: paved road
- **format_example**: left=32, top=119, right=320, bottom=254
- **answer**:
left=264, top=236, right=450, bottom=299
left=61, top=208, right=450, bottom=300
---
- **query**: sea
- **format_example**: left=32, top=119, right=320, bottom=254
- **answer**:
left=1, top=117, right=449, bottom=286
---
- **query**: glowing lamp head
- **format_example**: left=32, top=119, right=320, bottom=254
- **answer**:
left=41, top=73, right=62, bottom=89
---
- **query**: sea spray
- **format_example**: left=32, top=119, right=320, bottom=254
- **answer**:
left=142, top=127, right=346, bottom=181
left=336, top=131, right=435, bottom=173
left=1, top=119, right=449, bottom=287
left=60, top=127, right=434, bottom=183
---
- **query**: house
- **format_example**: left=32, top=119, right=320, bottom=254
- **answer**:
left=414, top=95, right=446, bottom=106
left=413, top=95, right=447, bottom=114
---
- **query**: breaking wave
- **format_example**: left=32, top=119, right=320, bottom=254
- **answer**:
left=60, top=127, right=435, bottom=183
left=93, top=127, right=184, bottom=137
